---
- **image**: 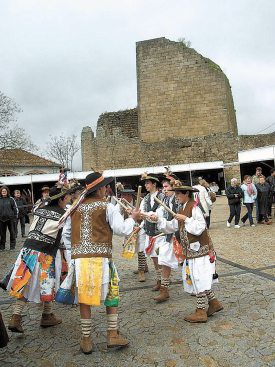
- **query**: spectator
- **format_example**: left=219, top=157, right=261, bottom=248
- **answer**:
left=13, top=190, right=28, bottom=238
left=225, top=178, right=243, bottom=228
left=200, top=179, right=213, bottom=229
left=192, top=178, right=212, bottom=225
left=241, top=175, right=257, bottom=227
left=266, top=168, right=275, bottom=217
left=210, top=182, right=220, bottom=195
left=256, top=175, right=272, bottom=224
left=0, top=186, right=18, bottom=250
left=252, top=167, right=262, bottom=222
left=33, top=186, right=50, bottom=210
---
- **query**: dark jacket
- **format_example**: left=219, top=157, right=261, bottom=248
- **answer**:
left=255, top=182, right=271, bottom=215
left=0, top=197, right=18, bottom=222
left=14, top=197, right=28, bottom=218
left=225, top=185, right=243, bottom=205
left=266, top=175, right=275, bottom=194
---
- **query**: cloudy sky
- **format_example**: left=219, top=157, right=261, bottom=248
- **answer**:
left=0, top=0, right=275, bottom=169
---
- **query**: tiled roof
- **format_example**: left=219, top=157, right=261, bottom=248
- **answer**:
left=0, top=149, right=60, bottom=167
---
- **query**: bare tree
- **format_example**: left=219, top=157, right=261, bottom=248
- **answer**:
left=46, top=133, right=80, bottom=170
left=0, top=91, right=36, bottom=151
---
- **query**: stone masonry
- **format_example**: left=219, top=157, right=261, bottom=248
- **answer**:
left=81, top=37, right=275, bottom=179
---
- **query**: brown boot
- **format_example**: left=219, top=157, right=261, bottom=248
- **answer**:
left=207, top=299, right=224, bottom=316
left=40, top=313, right=62, bottom=328
left=8, top=314, right=24, bottom=333
left=152, top=280, right=161, bottom=291
left=107, top=330, right=129, bottom=349
left=184, top=308, right=208, bottom=323
left=138, top=270, right=146, bottom=282
left=80, top=335, right=93, bottom=354
left=153, top=286, right=169, bottom=303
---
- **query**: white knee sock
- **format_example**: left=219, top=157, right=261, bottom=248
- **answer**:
left=13, top=299, right=26, bottom=315
left=80, top=319, right=92, bottom=337
left=107, top=314, right=118, bottom=330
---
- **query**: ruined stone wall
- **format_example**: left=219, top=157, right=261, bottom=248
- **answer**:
left=136, top=37, right=237, bottom=143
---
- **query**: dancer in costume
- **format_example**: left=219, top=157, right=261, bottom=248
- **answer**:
left=140, top=173, right=164, bottom=291
left=69, top=172, right=140, bottom=354
left=152, top=183, right=223, bottom=322
left=153, top=172, right=179, bottom=303
left=117, top=184, right=148, bottom=282
left=7, top=187, right=72, bottom=334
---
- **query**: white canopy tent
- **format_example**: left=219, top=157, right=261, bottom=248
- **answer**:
left=238, top=145, right=275, bottom=164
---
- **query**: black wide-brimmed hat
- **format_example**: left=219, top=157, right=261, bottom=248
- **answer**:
left=85, top=172, right=114, bottom=196
left=169, top=185, right=199, bottom=193
left=48, top=186, right=73, bottom=201
left=120, top=184, right=136, bottom=194
left=140, top=172, right=161, bottom=184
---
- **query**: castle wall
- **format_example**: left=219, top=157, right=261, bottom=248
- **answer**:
left=136, top=38, right=237, bottom=143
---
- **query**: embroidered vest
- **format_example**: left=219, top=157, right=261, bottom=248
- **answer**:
left=71, top=197, right=113, bottom=259
left=163, top=195, right=178, bottom=242
left=179, top=200, right=213, bottom=259
left=143, top=192, right=162, bottom=237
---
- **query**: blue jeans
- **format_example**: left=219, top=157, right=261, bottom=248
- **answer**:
left=241, top=203, right=254, bottom=225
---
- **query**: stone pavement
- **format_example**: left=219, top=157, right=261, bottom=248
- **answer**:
left=0, top=197, right=274, bottom=367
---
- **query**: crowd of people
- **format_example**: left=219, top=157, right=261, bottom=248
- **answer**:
left=0, top=165, right=274, bottom=354
left=226, top=167, right=275, bottom=228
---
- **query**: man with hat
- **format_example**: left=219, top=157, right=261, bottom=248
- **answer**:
left=33, top=185, right=50, bottom=211
left=153, top=171, right=179, bottom=303
left=69, top=172, right=140, bottom=354
left=117, top=184, right=148, bottom=282
left=7, top=186, right=72, bottom=334
left=139, top=173, right=164, bottom=291
left=154, top=182, right=223, bottom=323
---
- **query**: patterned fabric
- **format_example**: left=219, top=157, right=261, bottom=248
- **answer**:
left=9, top=248, right=56, bottom=302
left=145, top=236, right=157, bottom=255
left=77, top=257, right=103, bottom=306
left=143, top=193, right=161, bottom=236
left=104, top=261, right=119, bottom=307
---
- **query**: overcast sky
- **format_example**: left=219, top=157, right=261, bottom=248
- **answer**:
left=0, top=0, right=275, bottom=170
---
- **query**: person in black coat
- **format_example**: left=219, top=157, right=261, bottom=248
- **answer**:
left=0, top=186, right=18, bottom=250
left=256, top=175, right=272, bottom=224
left=225, top=178, right=243, bottom=228
left=266, top=168, right=275, bottom=217
left=14, top=190, right=28, bottom=238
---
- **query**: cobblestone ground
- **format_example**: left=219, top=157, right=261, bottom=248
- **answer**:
left=0, top=197, right=274, bottom=367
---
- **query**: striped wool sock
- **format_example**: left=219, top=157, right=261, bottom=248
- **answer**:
left=43, top=302, right=53, bottom=314
left=81, top=319, right=92, bottom=337
left=156, top=269, right=162, bottom=281
left=138, top=252, right=146, bottom=271
left=107, top=314, right=118, bottom=331
left=205, top=290, right=216, bottom=302
left=196, top=294, right=207, bottom=309
left=13, top=299, right=27, bottom=315
left=161, top=277, right=170, bottom=288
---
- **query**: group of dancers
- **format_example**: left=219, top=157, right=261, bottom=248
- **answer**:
left=0, top=170, right=223, bottom=354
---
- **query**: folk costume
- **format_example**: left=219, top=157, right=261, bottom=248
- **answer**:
left=7, top=187, right=71, bottom=334
left=68, top=172, right=137, bottom=354
left=117, top=185, right=148, bottom=282
left=158, top=185, right=223, bottom=323
left=140, top=173, right=164, bottom=291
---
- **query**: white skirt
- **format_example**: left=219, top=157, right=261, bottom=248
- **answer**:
left=182, top=255, right=216, bottom=294
left=144, top=235, right=165, bottom=258
left=137, top=229, right=146, bottom=252
left=158, top=241, right=178, bottom=269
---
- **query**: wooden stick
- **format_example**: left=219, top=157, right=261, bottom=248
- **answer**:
left=121, top=198, right=135, bottom=209
left=152, top=232, right=166, bottom=239
left=135, top=185, right=142, bottom=209
left=154, top=197, right=176, bottom=216
left=112, top=196, right=129, bottom=211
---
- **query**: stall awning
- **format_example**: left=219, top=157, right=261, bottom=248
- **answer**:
left=238, top=145, right=275, bottom=164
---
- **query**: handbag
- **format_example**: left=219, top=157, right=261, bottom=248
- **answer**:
left=0, top=266, right=14, bottom=291
left=0, top=312, right=9, bottom=348
left=55, top=261, right=76, bottom=305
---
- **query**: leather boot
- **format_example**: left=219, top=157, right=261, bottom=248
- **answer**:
left=8, top=314, right=24, bottom=333
left=207, top=299, right=224, bottom=316
left=153, top=286, right=169, bottom=303
left=184, top=308, right=208, bottom=323
left=40, top=313, right=62, bottom=328
left=80, top=335, right=93, bottom=354
left=138, top=270, right=146, bottom=282
left=152, top=280, right=161, bottom=291
left=107, top=330, right=129, bottom=348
